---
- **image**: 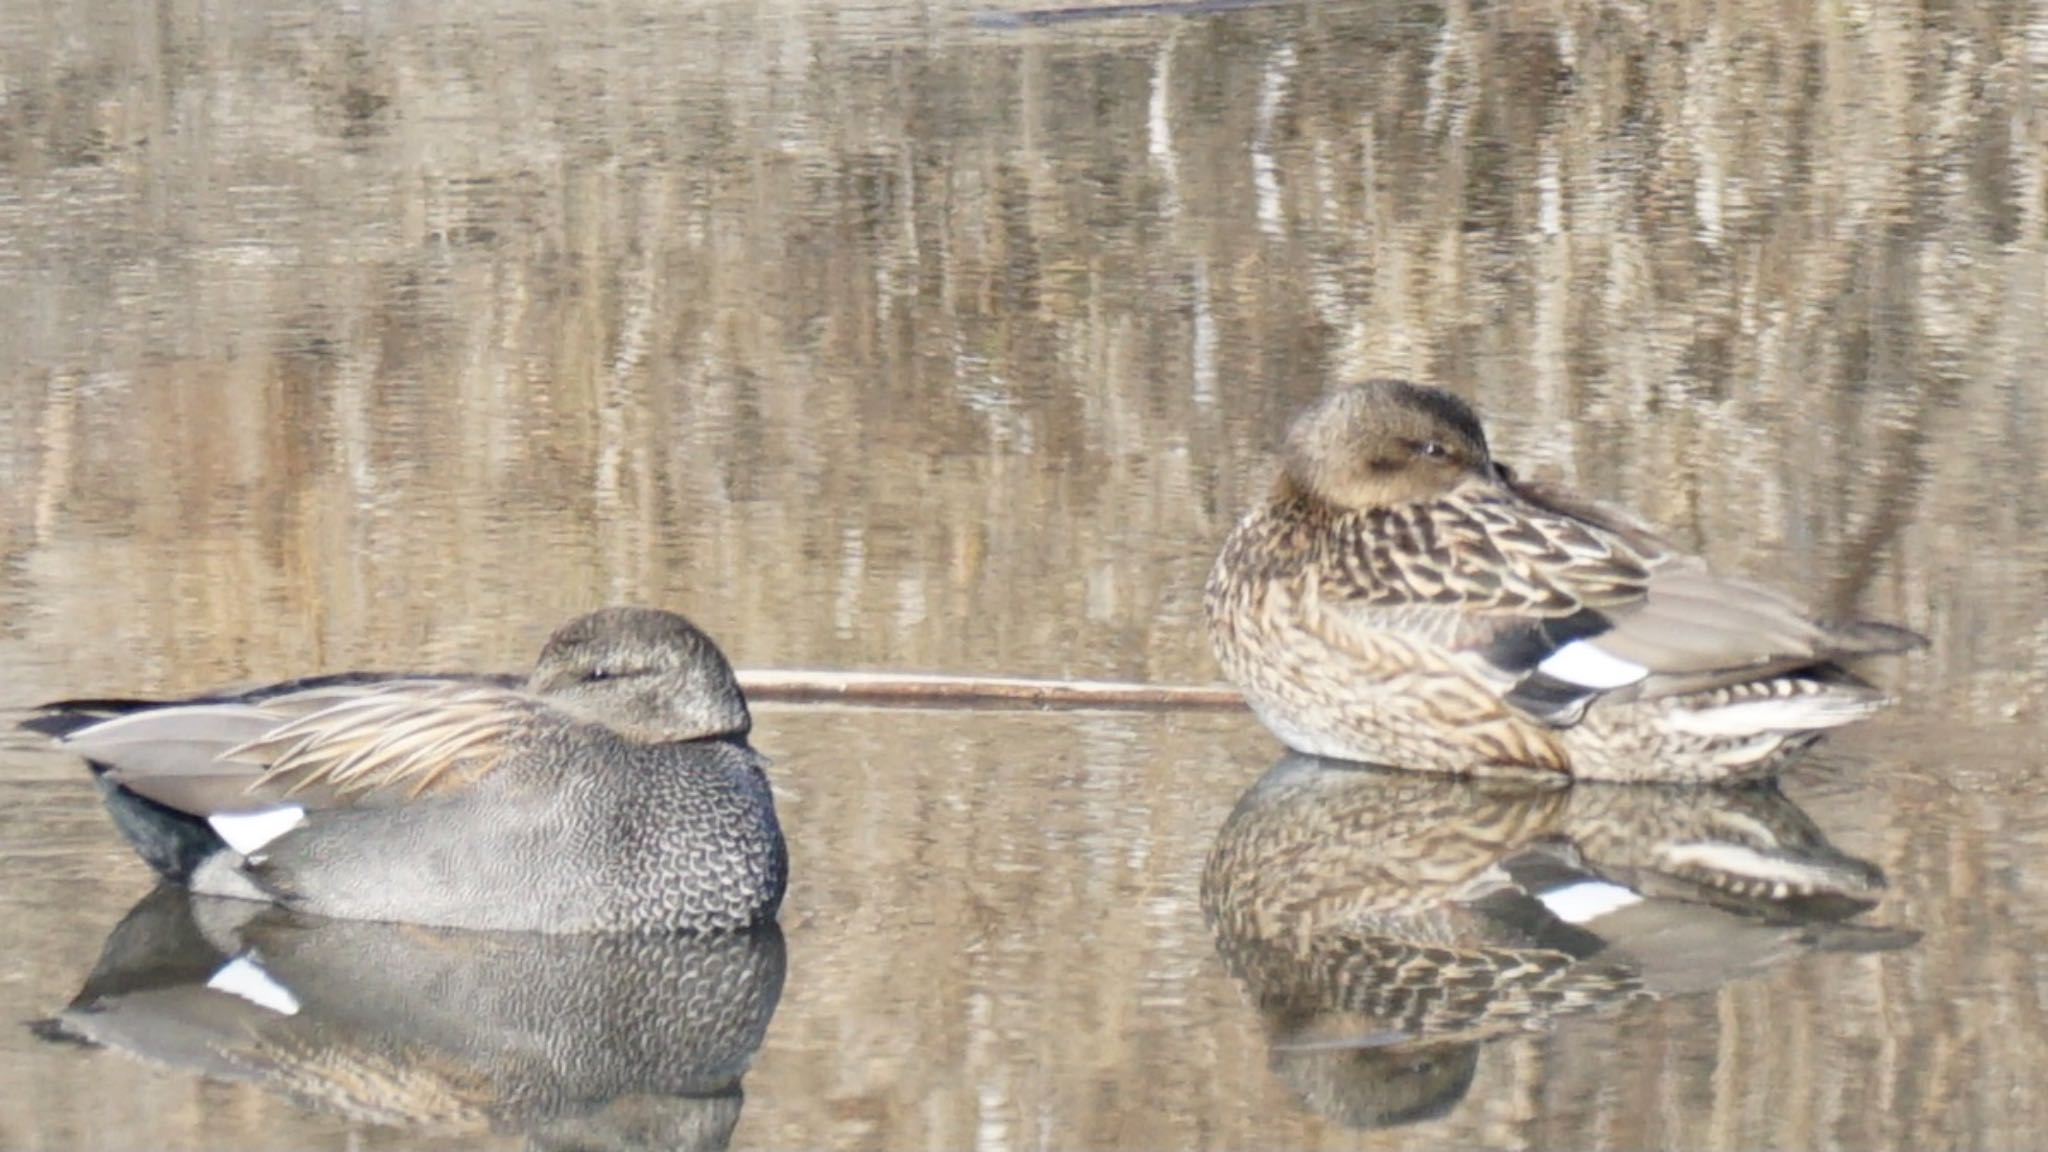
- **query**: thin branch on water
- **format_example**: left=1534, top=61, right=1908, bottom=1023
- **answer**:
left=970, top=0, right=1290, bottom=29
left=735, top=669, right=1248, bottom=713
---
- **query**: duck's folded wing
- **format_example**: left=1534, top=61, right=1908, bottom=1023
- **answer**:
left=1567, top=566, right=1843, bottom=683
left=1495, top=558, right=1924, bottom=709
left=1318, top=498, right=1920, bottom=727
left=1493, top=479, right=1921, bottom=685
left=1314, top=499, right=1657, bottom=724
left=54, top=681, right=542, bottom=820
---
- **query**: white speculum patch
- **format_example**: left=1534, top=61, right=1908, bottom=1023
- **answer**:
left=1536, top=879, right=1645, bottom=925
left=207, top=806, right=307, bottom=857
left=1537, top=640, right=1650, bottom=690
left=205, top=955, right=302, bottom=1016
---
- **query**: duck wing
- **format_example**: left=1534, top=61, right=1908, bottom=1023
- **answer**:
left=1506, top=477, right=1922, bottom=693
left=44, top=680, right=544, bottom=821
left=1312, top=490, right=1656, bottom=725
left=1317, top=484, right=1920, bottom=727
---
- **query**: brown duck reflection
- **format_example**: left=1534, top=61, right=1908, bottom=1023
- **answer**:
left=1201, top=754, right=1915, bottom=1130
left=36, top=887, right=785, bottom=1151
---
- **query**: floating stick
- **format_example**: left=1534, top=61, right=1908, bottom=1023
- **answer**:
left=735, top=670, right=1247, bottom=712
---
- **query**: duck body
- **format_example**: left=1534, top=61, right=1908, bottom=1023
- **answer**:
left=1206, top=381, right=1923, bottom=783
left=26, top=608, right=787, bottom=934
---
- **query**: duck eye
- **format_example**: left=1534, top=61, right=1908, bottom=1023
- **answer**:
left=584, top=667, right=617, bottom=683
left=1409, top=440, right=1452, bottom=460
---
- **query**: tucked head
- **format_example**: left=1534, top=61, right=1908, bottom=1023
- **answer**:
left=1281, top=380, right=1500, bottom=510
left=528, top=607, right=751, bottom=743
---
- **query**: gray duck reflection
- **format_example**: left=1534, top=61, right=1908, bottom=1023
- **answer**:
left=1201, top=754, right=1915, bottom=1130
left=35, top=886, right=785, bottom=1151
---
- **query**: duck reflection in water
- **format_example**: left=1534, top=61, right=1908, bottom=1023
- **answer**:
left=1201, top=754, right=1915, bottom=1130
left=35, top=887, right=785, bottom=1152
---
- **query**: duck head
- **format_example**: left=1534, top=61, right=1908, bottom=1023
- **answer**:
left=1280, top=379, right=1505, bottom=511
left=528, top=607, right=752, bottom=744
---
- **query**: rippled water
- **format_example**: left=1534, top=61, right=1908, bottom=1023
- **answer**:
left=1, top=0, right=2043, bottom=1148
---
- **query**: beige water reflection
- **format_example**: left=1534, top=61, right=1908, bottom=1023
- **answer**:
left=0, top=0, right=2043, bottom=1147
left=40, top=890, right=783, bottom=1149
left=1204, top=756, right=1919, bottom=1131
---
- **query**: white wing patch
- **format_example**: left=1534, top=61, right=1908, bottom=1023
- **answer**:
left=1536, top=640, right=1650, bottom=690
left=1536, top=880, right=1644, bottom=924
left=208, top=806, right=306, bottom=857
left=206, top=955, right=302, bottom=1015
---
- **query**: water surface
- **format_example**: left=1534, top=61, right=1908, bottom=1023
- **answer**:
left=1, top=0, right=2043, bottom=1147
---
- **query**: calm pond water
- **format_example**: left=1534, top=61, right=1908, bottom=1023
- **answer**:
left=1, top=0, right=2044, bottom=1148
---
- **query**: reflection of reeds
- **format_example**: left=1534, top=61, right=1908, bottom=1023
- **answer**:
left=0, top=0, right=2041, bottom=1148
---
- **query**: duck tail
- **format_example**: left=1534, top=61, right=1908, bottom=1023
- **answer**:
left=18, top=699, right=155, bottom=740
left=1818, top=619, right=1926, bottom=658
